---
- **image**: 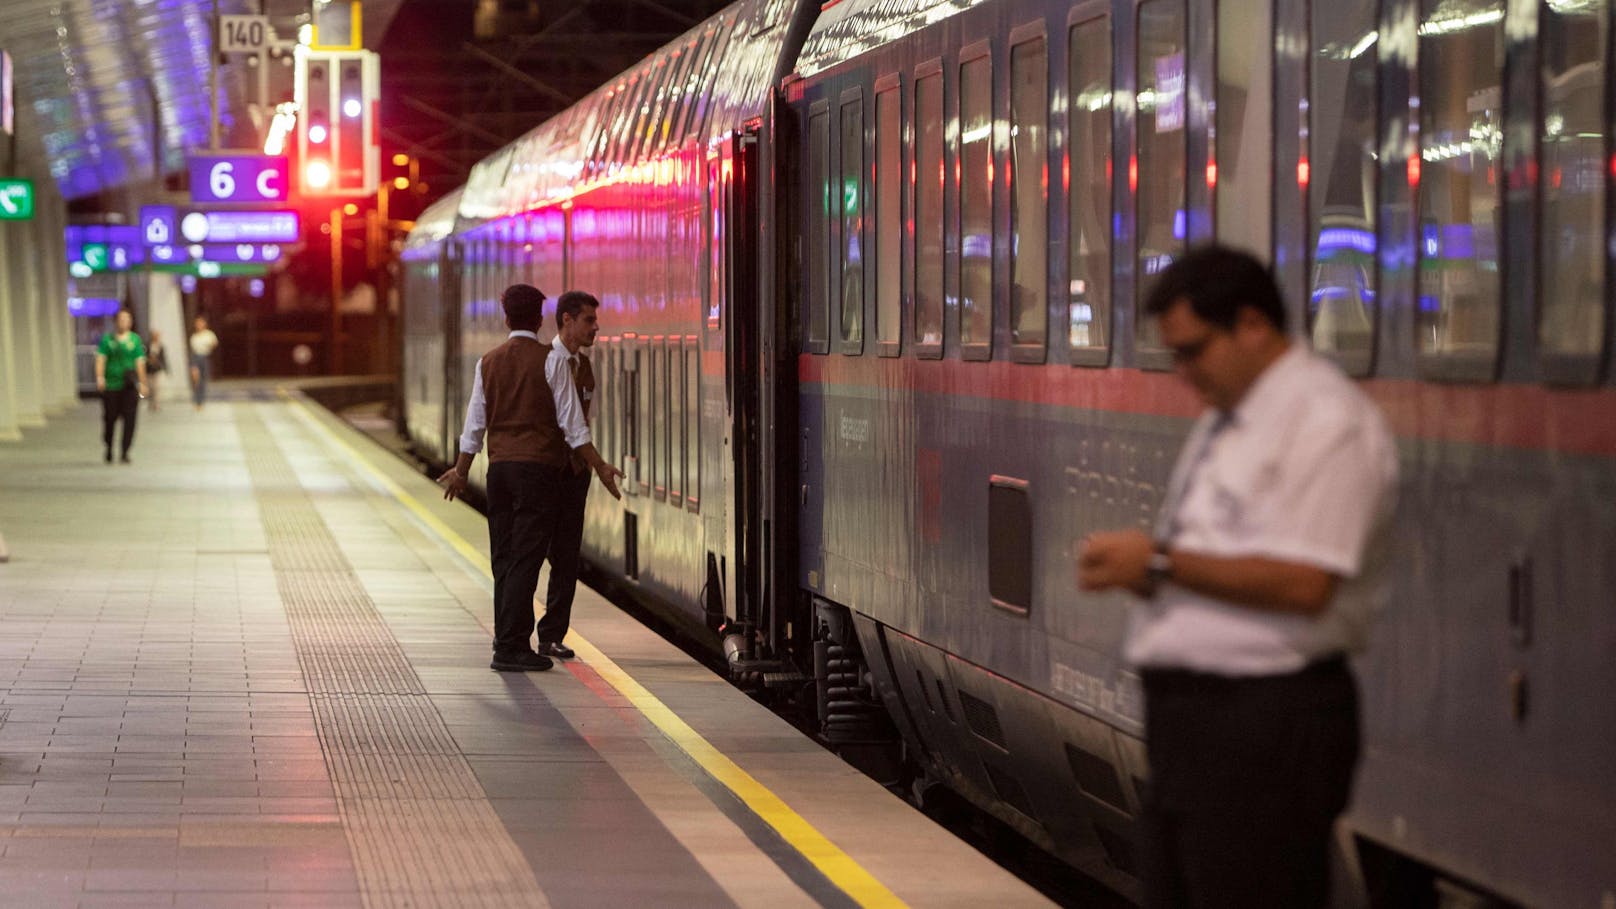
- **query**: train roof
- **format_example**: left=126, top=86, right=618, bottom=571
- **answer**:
left=442, top=0, right=815, bottom=231
left=401, top=187, right=464, bottom=258
left=793, top=0, right=995, bottom=79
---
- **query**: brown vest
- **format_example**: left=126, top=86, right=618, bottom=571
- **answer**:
left=567, top=351, right=595, bottom=474
left=480, top=336, right=569, bottom=466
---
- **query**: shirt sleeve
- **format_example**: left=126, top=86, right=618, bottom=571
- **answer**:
left=546, top=349, right=593, bottom=450
left=134, top=336, right=147, bottom=360
left=97, top=334, right=110, bottom=357
left=1244, top=409, right=1398, bottom=578
left=457, top=358, right=488, bottom=455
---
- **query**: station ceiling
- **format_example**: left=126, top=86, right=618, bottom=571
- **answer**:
left=1, top=0, right=400, bottom=201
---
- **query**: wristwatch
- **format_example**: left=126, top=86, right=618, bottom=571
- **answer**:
left=1144, top=543, right=1174, bottom=592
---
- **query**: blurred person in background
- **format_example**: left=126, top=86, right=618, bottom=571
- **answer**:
left=94, top=309, right=147, bottom=464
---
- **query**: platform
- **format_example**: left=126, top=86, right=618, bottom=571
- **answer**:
left=0, top=389, right=1050, bottom=908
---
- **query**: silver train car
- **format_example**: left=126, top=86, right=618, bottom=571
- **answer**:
left=400, top=0, right=1616, bottom=903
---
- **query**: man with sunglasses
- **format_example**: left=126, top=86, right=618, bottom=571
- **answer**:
left=1078, top=245, right=1398, bottom=908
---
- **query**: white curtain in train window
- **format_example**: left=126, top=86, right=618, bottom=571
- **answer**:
left=1309, top=0, right=1379, bottom=360
left=1135, top=0, right=1186, bottom=349
left=1068, top=16, right=1112, bottom=354
left=1010, top=36, right=1048, bottom=349
left=876, top=88, right=902, bottom=346
left=1415, top=0, right=1503, bottom=361
left=914, top=72, right=945, bottom=347
left=1539, top=0, right=1606, bottom=359
left=959, top=54, right=993, bottom=349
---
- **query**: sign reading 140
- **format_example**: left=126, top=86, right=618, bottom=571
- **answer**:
left=188, top=154, right=289, bottom=204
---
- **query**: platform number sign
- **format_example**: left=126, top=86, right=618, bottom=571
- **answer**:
left=188, top=154, right=289, bottom=203
left=219, top=15, right=271, bottom=53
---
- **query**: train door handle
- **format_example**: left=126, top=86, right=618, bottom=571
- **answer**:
left=1508, top=555, right=1533, bottom=649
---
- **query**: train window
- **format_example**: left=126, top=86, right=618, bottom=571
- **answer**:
left=1307, top=0, right=1379, bottom=375
left=914, top=66, right=945, bottom=356
left=875, top=82, right=902, bottom=353
left=670, top=338, right=683, bottom=504
left=1538, top=0, right=1608, bottom=379
left=685, top=337, right=700, bottom=510
left=650, top=340, right=663, bottom=499
left=1009, top=33, right=1048, bottom=357
left=1135, top=0, right=1188, bottom=353
left=623, top=342, right=639, bottom=488
left=1415, top=0, right=1503, bottom=377
left=959, top=50, right=993, bottom=357
left=807, top=105, right=832, bottom=352
left=663, top=337, right=675, bottom=502
left=839, top=92, right=866, bottom=351
left=1068, top=15, right=1113, bottom=364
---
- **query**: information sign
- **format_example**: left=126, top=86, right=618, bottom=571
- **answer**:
left=178, top=209, right=299, bottom=244
left=140, top=206, right=177, bottom=245
left=0, top=178, right=34, bottom=220
left=199, top=243, right=283, bottom=264
left=188, top=154, right=290, bottom=203
left=219, top=15, right=272, bottom=53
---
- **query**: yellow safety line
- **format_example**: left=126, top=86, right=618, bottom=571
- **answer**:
left=283, top=395, right=907, bottom=908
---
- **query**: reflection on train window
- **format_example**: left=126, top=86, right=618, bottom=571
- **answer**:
left=1539, top=0, right=1607, bottom=364
left=652, top=341, right=665, bottom=498
left=876, top=86, right=902, bottom=348
left=685, top=339, right=700, bottom=509
left=1068, top=17, right=1112, bottom=358
left=1009, top=36, right=1048, bottom=351
left=709, top=157, right=726, bottom=331
left=840, top=96, right=865, bottom=348
left=959, top=53, right=993, bottom=352
left=807, top=108, right=831, bottom=350
left=624, top=346, right=639, bottom=481
left=914, top=70, right=945, bottom=351
left=1135, top=0, right=1187, bottom=351
left=1308, top=0, right=1379, bottom=369
left=1416, top=0, right=1502, bottom=368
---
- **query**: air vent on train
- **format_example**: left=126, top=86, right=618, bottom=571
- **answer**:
left=984, top=762, right=1039, bottom=823
left=957, top=690, right=1008, bottom=751
left=1064, top=742, right=1129, bottom=811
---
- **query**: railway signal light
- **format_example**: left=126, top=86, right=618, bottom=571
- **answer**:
left=295, top=48, right=379, bottom=196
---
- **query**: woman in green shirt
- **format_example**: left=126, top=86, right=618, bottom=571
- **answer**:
left=95, top=309, right=147, bottom=463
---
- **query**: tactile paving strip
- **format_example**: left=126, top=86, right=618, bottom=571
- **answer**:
left=237, top=406, right=549, bottom=908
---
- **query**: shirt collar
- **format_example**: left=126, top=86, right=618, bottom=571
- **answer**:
left=552, top=334, right=584, bottom=358
left=509, top=330, right=539, bottom=342
left=1228, top=344, right=1307, bottom=427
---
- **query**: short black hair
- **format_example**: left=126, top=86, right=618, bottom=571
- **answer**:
left=554, top=290, right=600, bottom=331
left=501, top=284, right=546, bottom=331
left=1142, top=244, right=1287, bottom=333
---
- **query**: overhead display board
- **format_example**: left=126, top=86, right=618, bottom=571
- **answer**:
left=178, top=209, right=299, bottom=244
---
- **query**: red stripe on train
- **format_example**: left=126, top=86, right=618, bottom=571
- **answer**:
left=797, top=355, right=1616, bottom=457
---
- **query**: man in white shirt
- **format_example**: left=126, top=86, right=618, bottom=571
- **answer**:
left=1078, top=246, right=1399, bottom=908
left=438, top=285, right=621, bottom=672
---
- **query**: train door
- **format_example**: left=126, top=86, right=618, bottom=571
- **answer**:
left=439, top=239, right=463, bottom=461
left=704, top=125, right=765, bottom=642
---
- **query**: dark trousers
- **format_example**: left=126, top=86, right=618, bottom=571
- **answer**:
left=101, top=386, right=139, bottom=456
left=1139, top=657, right=1360, bottom=909
left=487, top=460, right=562, bottom=655
left=539, top=467, right=590, bottom=644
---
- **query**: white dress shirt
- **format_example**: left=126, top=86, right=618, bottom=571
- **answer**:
left=1124, top=346, right=1400, bottom=676
left=457, top=331, right=593, bottom=456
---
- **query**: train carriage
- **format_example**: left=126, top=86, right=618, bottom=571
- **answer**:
left=402, top=0, right=1616, bottom=904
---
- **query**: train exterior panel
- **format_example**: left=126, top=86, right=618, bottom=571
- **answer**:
left=401, top=0, right=1616, bottom=903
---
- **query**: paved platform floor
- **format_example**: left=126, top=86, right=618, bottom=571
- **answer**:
left=0, top=391, right=1050, bottom=908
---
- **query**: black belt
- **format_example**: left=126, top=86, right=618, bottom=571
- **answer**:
left=1140, top=654, right=1350, bottom=698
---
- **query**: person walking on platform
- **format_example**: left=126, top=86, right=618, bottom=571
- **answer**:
left=1077, top=245, right=1399, bottom=908
left=535, top=290, right=605, bottom=661
left=144, top=330, right=169, bottom=411
left=437, top=284, right=622, bottom=672
left=188, top=315, right=219, bottom=411
left=94, top=308, right=148, bottom=464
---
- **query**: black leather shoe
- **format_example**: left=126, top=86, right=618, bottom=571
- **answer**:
left=490, top=650, right=554, bottom=672
left=537, top=642, right=575, bottom=660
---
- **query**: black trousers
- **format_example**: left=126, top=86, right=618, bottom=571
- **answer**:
left=486, top=460, right=562, bottom=656
left=101, top=386, right=139, bottom=456
left=538, top=467, right=590, bottom=644
left=1138, top=657, right=1360, bottom=909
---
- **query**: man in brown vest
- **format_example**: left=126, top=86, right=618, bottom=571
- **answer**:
left=536, top=291, right=606, bottom=660
left=438, top=284, right=622, bottom=672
